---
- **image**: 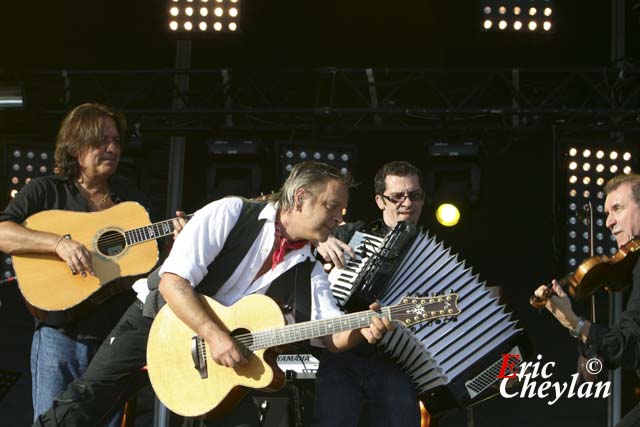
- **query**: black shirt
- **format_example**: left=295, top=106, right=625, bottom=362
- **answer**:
left=0, top=174, right=149, bottom=341
left=583, top=259, right=640, bottom=370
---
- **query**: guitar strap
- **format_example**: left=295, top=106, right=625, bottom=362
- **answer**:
left=143, top=198, right=312, bottom=323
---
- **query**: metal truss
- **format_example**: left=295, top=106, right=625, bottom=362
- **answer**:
left=4, top=67, right=640, bottom=134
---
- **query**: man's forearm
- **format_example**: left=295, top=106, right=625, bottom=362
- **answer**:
left=158, top=272, right=227, bottom=340
left=0, top=221, right=59, bottom=255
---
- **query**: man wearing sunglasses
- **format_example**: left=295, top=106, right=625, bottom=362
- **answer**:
left=314, top=161, right=425, bottom=427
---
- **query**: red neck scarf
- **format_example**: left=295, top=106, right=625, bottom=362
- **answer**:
left=272, top=223, right=307, bottom=269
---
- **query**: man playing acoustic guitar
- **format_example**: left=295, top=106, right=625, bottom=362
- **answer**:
left=534, top=173, right=640, bottom=427
left=0, top=103, right=186, bottom=425
left=34, top=160, right=394, bottom=426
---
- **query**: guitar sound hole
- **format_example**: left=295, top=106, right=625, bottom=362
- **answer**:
left=97, top=230, right=126, bottom=257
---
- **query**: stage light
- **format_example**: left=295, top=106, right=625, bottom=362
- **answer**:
left=6, top=145, right=55, bottom=201
left=435, top=203, right=461, bottom=227
left=425, top=141, right=481, bottom=228
left=276, top=142, right=357, bottom=186
left=0, top=86, right=24, bottom=109
left=167, top=0, right=241, bottom=33
left=481, top=0, right=555, bottom=33
left=564, top=143, right=636, bottom=270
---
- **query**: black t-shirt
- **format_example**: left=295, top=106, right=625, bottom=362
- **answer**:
left=583, top=259, right=640, bottom=370
left=0, top=174, right=149, bottom=341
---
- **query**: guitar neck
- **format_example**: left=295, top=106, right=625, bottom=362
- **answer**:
left=248, top=306, right=393, bottom=351
left=125, top=214, right=194, bottom=246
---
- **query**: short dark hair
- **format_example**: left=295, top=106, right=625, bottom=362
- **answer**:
left=271, top=161, right=354, bottom=210
left=54, top=103, right=126, bottom=179
left=604, top=174, right=640, bottom=207
left=374, top=161, right=424, bottom=195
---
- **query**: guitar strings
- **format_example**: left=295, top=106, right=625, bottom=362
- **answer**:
left=211, top=303, right=457, bottom=350
left=53, top=217, right=188, bottom=249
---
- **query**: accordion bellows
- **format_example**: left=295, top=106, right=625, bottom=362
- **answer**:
left=328, top=223, right=528, bottom=414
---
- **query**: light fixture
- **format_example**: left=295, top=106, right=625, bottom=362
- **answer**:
left=480, top=0, right=556, bottom=33
left=435, top=203, right=461, bottom=227
left=564, top=143, right=635, bottom=270
left=167, top=0, right=241, bottom=33
left=0, top=86, right=24, bottom=109
left=276, top=142, right=357, bottom=185
left=426, top=141, right=481, bottom=228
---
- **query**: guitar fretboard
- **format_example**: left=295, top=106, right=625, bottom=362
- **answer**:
left=125, top=214, right=195, bottom=246
left=249, top=307, right=393, bottom=350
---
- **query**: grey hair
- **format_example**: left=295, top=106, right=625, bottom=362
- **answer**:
left=604, top=173, right=640, bottom=206
left=271, top=161, right=353, bottom=210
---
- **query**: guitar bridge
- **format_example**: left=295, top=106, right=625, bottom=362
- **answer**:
left=191, top=336, right=208, bottom=379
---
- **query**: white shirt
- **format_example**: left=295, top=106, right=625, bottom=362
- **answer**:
left=133, top=197, right=342, bottom=321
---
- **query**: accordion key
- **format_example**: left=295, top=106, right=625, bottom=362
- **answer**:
left=329, top=224, right=529, bottom=414
left=328, top=221, right=417, bottom=312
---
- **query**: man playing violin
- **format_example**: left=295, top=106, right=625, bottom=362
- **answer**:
left=535, top=173, right=640, bottom=427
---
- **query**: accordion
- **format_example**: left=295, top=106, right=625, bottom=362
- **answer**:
left=328, top=222, right=529, bottom=414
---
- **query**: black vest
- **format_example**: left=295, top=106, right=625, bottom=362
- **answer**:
left=142, top=198, right=313, bottom=322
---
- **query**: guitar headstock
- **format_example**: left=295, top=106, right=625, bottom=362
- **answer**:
left=392, top=293, right=461, bottom=327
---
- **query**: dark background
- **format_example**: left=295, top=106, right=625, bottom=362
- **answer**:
left=1, top=1, right=639, bottom=426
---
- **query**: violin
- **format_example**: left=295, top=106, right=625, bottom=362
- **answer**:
left=530, top=237, right=640, bottom=309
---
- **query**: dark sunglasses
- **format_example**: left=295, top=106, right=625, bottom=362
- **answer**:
left=380, top=190, right=425, bottom=204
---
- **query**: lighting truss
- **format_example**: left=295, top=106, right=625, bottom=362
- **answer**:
left=167, top=0, right=240, bottom=33
left=564, top=145, right=636, bottom=270
left=481, top=0, right=555, bottom=33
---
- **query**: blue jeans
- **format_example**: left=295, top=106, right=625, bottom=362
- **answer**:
left=34, top=303, right=150, bottom=426
left=30, top=326, right=123, bottom=427
left=315, top=347, right=420, bottom=427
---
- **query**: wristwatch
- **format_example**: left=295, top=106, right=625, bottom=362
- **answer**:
left=569, top=318, right=585, bottom=338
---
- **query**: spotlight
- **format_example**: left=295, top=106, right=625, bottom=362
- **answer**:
left=480, top=0, right=555, bottom=33
left=0, top=86, right=24, bottom=109
left=6, top=145, right=55, bottom=200
left=276, top=142, right=357, bottom=185
left=563, top=143, right=636, bottom=271
left=436, top=203, right=461, bottom=227
left=167, top=0, right=241, bottom=33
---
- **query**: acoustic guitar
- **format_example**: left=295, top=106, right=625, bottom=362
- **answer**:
left=146, top=292, right=461, bottom=418
left=12, top=201, right=192, bottom=314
